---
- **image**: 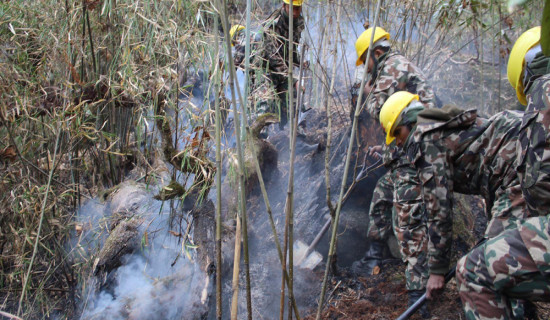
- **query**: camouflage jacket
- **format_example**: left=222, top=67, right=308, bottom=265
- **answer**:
left=366, top=51, right=436, bottom=122
left=515, top=74, right=550, bottom=216
left=518, top=215, right=550, bottom=276
left=351, top=52, right=436, bottom=166
left=405, top=106, right=525, bottom=274
left=253, top=8, right=305, bottom=88
left=232, top=28, right=265, bottom=67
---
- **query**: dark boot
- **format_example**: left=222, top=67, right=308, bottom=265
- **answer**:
left=408, top=290, right=430, bottom=319
left=351, top=241, right=385, bottom=277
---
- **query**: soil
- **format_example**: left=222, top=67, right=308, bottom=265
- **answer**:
left=302, top=261, right=463, bottom=320
left=302, top=262, right=550, bottom=319
left=301, top=252, right=550, bottom=320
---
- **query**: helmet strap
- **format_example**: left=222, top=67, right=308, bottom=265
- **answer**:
left=523, top=64, right=536, bottom=92
left=522, top=44, right=543, bottom=93
left=370, top=50, right=379, bottom=86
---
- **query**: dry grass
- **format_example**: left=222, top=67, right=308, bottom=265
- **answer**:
left=0, top=0, right=217, bottom=318
left=0, top=0, right=545, bottom=318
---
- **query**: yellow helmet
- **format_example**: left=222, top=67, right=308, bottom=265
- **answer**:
left=230, top=24, right=245, bottom=46
left=355, top=27, right=390, bottom=66
left=507, top=26, right=541, bottom=105
left=379, top=91, right=419, bottom=145
left=283, top=0, right=303, bottom=6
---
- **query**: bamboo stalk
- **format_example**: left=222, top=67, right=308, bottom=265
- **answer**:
left=227, top=1, right=301, bottom=317
left=242, top=122, right=302, bottom=319
left=285, top=9, right=310, bottom=320
left=315, top=0, right=383, bottom=318
left=230, top=211, right=242, bottom=319
left=479, top=3, right=485, bottom=114
left=242, top=0, right=252, bottom=139
left=0, top=310, right=23, bottom=320
left=213, top=15, right=223, bottom=320
left=280, top=1, right=296, bottom=318
left=497, top=2, right=502, bottom=112
left=85, top=8, right=97, bottom=76
left=325, top=0, right=344, bottom=275
left=17, top=123, right=63, bottom=317
left=325, top=0, right=344, bottom=217
left=216, top=0, right=252, bottom=318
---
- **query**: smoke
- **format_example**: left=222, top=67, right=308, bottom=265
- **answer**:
left=75, top=182, right=210, bottom=320
left=81, top=255, right=209, bottom=320
left=68, top=3, right=521, bottom=319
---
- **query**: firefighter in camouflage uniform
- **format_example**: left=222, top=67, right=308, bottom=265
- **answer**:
left=456, top=26, right=550, bottom=320
left=232, top=0, right=305, bottom=130
left=350, top=26, right=436, bottom=317
left=379, top=90, right=533, bottom=293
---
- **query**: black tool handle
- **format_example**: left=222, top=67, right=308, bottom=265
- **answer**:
left=396, top=267, right=456, bottom=320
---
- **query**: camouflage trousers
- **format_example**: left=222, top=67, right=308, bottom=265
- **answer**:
left=366, top=169, right=394, bottom=242
left=456, top=215, right=550, bottom=320
left=366, top=160, right=429, bottom=291
left=485, top=170, right=529, bottom=238
left=393, top=161, right=429, bottom=291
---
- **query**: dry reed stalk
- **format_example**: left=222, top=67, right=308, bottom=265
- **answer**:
left=216, top=0, right=253, bottom=318
left=0, top=310, right=23, bottom=320
left=17, top=125, right=62, bottom=316
left=316, top=0, right=383, bottom=318
left=230, top=212, right=242, bottom=319
left=280, top=0, right=296, bottom=317
left=213, top=15, right=224, bottom=320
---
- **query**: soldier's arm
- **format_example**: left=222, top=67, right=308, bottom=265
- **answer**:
left=527, top=75, right=550, bottom=111
left=405, top=63, right=437, bottom=109
left=292, top=43, right=301, bottom=67
left=263, top=26, right=290, bottom=83
left=366, top=83, right=391, bottom=122
left=416, top=142, right=453, bottom=276
left=233, top=44, right=245, bottom=68
left=292, top=20, right=305, bottom=67
left=409, top=76, right=436, bottom=110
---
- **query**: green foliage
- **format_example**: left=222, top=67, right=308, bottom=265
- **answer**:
left=542, top=0, right=550, bottom=55
left=508, top=0, right=550, bottom=56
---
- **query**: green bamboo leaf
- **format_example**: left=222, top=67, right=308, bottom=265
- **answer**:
left=185, top=242, right=199, bottom=249
left=542, top=0, right=550, bottom=55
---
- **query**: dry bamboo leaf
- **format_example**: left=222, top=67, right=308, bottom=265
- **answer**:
left=0, top=145, right=17, bottom=162
left=372, top=266, right=380, bottom=275
left=75, top=223, right=83, bottom=235
left=169, top=230, right=182, bottom=237
left=85, top=0, right=102, bottom=11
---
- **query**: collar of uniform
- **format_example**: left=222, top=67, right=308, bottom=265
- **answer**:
left=375, top=50, right=394, bottom=73
left=274, top=8, right=304, bottom=32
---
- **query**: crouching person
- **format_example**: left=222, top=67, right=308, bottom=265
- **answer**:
left=378, top=91, right=534, bottom=303
left=456, top=215, right=550, bottom=320
left=350, top=27, right=437, bottom=317
left=455, top=26, right=550, bottom=320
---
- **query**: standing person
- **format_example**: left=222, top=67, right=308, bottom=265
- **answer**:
left=455, top=26, right=550, bottom=320
left=246, top=0, right=306, bottom=129
left=230, top=24, right=247, bottom=67
left=349, top=26, right=437, bottom=318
